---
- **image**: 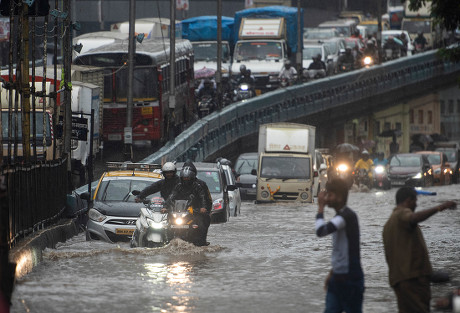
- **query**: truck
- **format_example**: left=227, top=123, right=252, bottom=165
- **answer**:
left=181, top=16, right=234, bottom=82
left=231, top=6, right=303, bottom=94
left=256, top=123, right=315, bottom=203
left=71, top=82, right=101, bottom=187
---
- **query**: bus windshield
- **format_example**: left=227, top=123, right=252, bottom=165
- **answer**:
left=192, top=42, right=230, bottom=62
left=2, top=111, right=52, bottom=144
left=260, top=156, right=311, bottom=179
left=103, top=67, right=157, bottom=101
left=402, top=20, right=431, bottom=33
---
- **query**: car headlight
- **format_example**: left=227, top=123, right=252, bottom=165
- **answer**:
left=261, top=191, right=270, bottom=199
left=412, top=173, right=423, bottom=179
left=88, top=208, right=106, bottom=222
left=300, top=192, right=309, bottom=200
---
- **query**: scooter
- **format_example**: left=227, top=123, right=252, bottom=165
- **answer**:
left=234, top=83, right=254, bottom=101
left=168, top=199, right=200, bottom=244
left=131, top=196, right=169, bottom=248
left=197, top=95, right=215, bottom=117
left=373, top=165, right=391, bottom=190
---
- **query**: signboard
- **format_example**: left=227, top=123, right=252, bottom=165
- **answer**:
left=71, top=116, right=88, bottom=141
left=239, top=18, right=284, bottom=39
left=176, top=0, right=189, bottom=11
left=265, top=128, right=309, bottom=153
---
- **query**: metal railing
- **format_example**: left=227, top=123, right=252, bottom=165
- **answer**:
left=143, top=50, right=460, bottom=164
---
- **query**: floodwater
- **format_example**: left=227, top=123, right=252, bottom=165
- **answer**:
left=10, top=185, right=460, bottom=313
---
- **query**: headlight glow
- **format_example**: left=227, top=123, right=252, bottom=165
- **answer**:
left=175, top=218, right=184, bottom=225
left=240, top=84, right=249, bottom=91
left=337, top=164, right=348, bottom=172
left=374, top=166, right=385, bottom=174
left=412, top=173, right=423, bottom=179
left=88, top=208, right=106, bottom=222
left=363, top=56, right=372, bottom=65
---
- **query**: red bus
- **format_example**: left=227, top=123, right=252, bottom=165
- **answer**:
left=73, top=38, right=195, bottom=147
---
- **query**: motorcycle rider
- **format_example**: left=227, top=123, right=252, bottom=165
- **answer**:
left=235, top=66, right=256, bottom=97
left=338, top=48, right=355, bottom=71
left=135, top=162, right=180, bottom=206
left=278, top=60, right=297, bottom=85
left=414, top=31, right=428, bottom=51
left=354, top=150, right=374, bottom=182
left=373, top=152, right=388, bottom=167
left=306, top=54, right=326, bottom=79
left=166, top=164, right=211, bottom=246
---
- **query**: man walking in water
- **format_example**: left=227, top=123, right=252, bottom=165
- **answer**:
left=315, top=178, right=365, bottom=312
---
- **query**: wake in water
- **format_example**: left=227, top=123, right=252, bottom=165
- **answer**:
left=44, top=238, right=225, bottom=260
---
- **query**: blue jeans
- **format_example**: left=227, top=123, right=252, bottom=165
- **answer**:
left=324, top=275, right=365, bottom=313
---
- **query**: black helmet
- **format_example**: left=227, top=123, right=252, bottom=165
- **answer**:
left=180, top=166, right=196, bottom=186
left=240, top=64, right=247, bottom=73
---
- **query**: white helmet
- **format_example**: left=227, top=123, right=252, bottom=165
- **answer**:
left=161, top=162, right=176, bottom=174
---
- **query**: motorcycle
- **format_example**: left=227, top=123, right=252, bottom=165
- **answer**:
left=330, top=162, right=354, bottom=189
left=131, top=196, right=169, bottom=248
left=304, top=69, right=326, bottom=80
left=373, top=165, right=391, bottom=190
left=197, top=95, right=215, bottom=117
left=168, top=199, right=200, bottom=244
left=338, top=63, right=354, bottom=73
left=234, top=83, right=254, bottom=101
left=354, top=168, right=372, bottom=189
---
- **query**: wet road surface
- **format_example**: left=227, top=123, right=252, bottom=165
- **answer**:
left=11, top=185, right=460, bottom=313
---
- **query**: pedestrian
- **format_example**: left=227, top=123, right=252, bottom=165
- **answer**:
left=315, top=178, right=365, bottom=313
left=382, top=186, right=457, bottom=313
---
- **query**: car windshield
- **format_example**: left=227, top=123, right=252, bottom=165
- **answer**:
left=234, top=41, right=283, bottom=61
left=305, top=30, right=337, bottom=39
left=303, top=47, right=322, bottom=59
left=260, top=156, right=311, bottom=179
left=390, top=155, right=421, bottom=167
left=95, top=178, right=159, bottom=201
left=324, top=41, right=338, bottom=54
left=436, top=149, right=457, bottom=162
left=235, top=157, right=258, bottom=175
left=424, top=154, right=441, bottom=165
left=196, top=170, right=221, bottom=193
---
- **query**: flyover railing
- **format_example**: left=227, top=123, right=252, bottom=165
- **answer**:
left=142, top=50, right=460, bottom=164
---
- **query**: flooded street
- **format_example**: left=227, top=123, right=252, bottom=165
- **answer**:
left=11, top=185, right=460, bottom=313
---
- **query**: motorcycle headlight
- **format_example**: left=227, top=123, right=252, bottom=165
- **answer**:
left=174, top=217, right=184, bottom=225
left=148, top=219, right=167, bottom=229
left=88, top=208, right=106, bottom=222
left=240, top=84, right=249, bottom=91
left=374, top=166, right=385, bottom=174
left=337, top=164, right=348, bottom=172
left=363, top=56, right=372, bottom=65
left=412, top=173, right=423, bottom=179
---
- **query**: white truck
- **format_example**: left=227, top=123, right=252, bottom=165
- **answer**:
left=231, top=6, right=303, bottom=94
left=256, top=123, right=316, bottom=203
left=71, top=82, right=101, bottom=187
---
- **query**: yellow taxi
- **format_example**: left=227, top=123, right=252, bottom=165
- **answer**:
left=82, top=162, right=163, bottom=243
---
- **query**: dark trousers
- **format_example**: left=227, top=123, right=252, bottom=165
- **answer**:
left=393, top=276, right=431, bottom=313
left=194, top=213, right=210, bottom=245
left=325, top=274, right=365, bottom=313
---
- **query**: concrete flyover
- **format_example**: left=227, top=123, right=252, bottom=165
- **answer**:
left=142, top=49, right=460, bottom=164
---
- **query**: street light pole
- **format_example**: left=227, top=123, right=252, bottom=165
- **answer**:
left=216, top=0, right=222, bottom=109
left=125, top=0, right=135, bottom=161
left=296, top=0, right=302, bottom=82
left=169, top=0, right=176, bottom=141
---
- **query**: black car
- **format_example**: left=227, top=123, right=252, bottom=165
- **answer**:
left=388, top=153, right=434, bottom=187
left=234, top=152, right=258, bottom=200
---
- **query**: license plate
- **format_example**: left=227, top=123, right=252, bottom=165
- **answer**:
left=392, top=181, right=405, bottom=186
left=115, top=228, right=134, bottom=235
left=147, top=233, right=162, bottom=242
left=108, top=134, right=122, bottom=141
left=141, top=107, right=153, bottom=115
left=171, top=225, right=189, bottom=229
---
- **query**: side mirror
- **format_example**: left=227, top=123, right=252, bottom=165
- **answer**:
left=227, top=185, right=237, bottom=191
left=80, top=192, right=91, bottom=201
left=251, top=169, right=257, bottom=176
